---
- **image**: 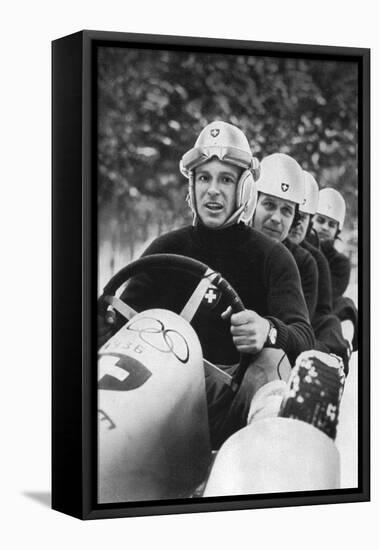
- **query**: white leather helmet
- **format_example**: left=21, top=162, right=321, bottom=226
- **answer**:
left=180, top=121, right=260, bottom=226
left=256, top=153, right=304, bottom=205
left=316, top=188, right=346, bottom=229
left=300, top=171, right=319, bottom=215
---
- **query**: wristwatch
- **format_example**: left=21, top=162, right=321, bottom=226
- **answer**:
left=266, top=320, right=278, bottom=346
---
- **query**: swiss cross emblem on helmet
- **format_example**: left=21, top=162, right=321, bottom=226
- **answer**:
left=210, top=128, right=220, bottom=138
left=281, top=182, right=290, bottom=192
left=201, top=283, right=221, bottom=310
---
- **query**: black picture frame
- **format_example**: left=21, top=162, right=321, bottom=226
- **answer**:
left=52, top=30, right=370, bottom=520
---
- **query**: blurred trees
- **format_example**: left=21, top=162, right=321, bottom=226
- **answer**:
left=97, top=46, right=358, bottom=283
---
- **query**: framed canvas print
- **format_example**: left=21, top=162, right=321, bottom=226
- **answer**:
left=52, top=30, right=370, bottom=520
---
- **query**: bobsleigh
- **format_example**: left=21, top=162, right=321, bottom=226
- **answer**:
left=97, top=253, right=247, bottom=502
left=98, top=254, right=342, bottom=503
left=98, top=308, right=210, bottom=502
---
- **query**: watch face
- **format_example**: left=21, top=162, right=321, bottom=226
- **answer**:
left=269, top=327, right=277, bottom=345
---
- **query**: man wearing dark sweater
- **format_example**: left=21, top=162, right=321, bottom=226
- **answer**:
left=123, top=222, right=313, bottom=367
left=107, top=122, right=314, bottom=448
left=312, top=188, right=358, bottom=351
left=251, top=154, right=319, bottom=321
left=288, top=172, right=351, bottom=372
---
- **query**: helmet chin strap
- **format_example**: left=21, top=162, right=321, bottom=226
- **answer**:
left=217, top=204, right=246, bottom=229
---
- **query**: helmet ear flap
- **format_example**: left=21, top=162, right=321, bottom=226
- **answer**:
left=251, top=156, right=261, bottom=182
left=236, top=170, right=258, bottom=224
left=187, top=172, right=197, bottom=225
left=179, top=158, right=190, bottom=178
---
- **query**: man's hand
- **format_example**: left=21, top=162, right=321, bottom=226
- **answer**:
left=221, top=307, right=270, bottom=354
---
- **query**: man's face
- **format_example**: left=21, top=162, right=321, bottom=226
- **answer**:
left=253, top=192, right=296, bottom=242
left=288, top=212, right=311, bottom=245
left=194, top=159, right=239, bottom=229
left=312, top=214, right=339, bottom=241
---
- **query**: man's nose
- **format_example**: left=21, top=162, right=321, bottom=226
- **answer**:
left=207, top=179, right=220, bottom=195
left=270, top=210, right=281, bottom=224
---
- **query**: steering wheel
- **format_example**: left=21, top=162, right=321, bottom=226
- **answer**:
left=98, top=253, right=250, bottom=391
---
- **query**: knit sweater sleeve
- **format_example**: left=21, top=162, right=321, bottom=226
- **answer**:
left=302, top=240, right=333, bottom=321
left=330, top=253, right=351, bottom=299
left=322, top=241, right=351, bottom=300
left=298, top=251, right=319, bottom=321
left=264, top=242, right=315, bottom=364
left=313, top=247, right=333, bottom=318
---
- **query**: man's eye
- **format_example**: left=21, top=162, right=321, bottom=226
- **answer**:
left=222, top=176, right=235, bottom=184
left=282, top=208, right=293, bottom=217
left=263, top=201, right=274, bottom=210
left=196, top=174, right=208, bottom=182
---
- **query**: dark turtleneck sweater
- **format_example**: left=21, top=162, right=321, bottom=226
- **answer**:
left=301, top=240, right=333, bottom=319
left=120, top=223, right=314, bottom=365
left=301, top=238, right=351, bottom=372
left=284, top=239, right=318, bottom=321
left=320, top=239, right=351, bottom=302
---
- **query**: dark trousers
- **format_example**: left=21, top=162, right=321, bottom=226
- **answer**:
left=205, top=349, right=290, bottom=450
left=313, top=314, right=351, bottom=374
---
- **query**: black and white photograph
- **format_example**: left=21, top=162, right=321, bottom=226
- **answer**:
left=96, top=40, right=364, bottom=507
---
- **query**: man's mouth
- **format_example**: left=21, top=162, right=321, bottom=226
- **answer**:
left=204, top=202, right=223, bottom=212
left=319, top=231, right=330, bottom=239
left=263, top=226, right=281, bottom=235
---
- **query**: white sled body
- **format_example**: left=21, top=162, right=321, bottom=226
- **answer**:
left=98, top=309, right=211, bottom=503
left=204, top=417, right=340, bottom=496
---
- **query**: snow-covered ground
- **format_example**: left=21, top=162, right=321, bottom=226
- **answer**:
left=333, top=280, right=359, bottom=488
left=336, top=350, right=358, bottom=488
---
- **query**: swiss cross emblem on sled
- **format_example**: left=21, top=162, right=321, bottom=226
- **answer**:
left=201, top=283, right=221, bottom=309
